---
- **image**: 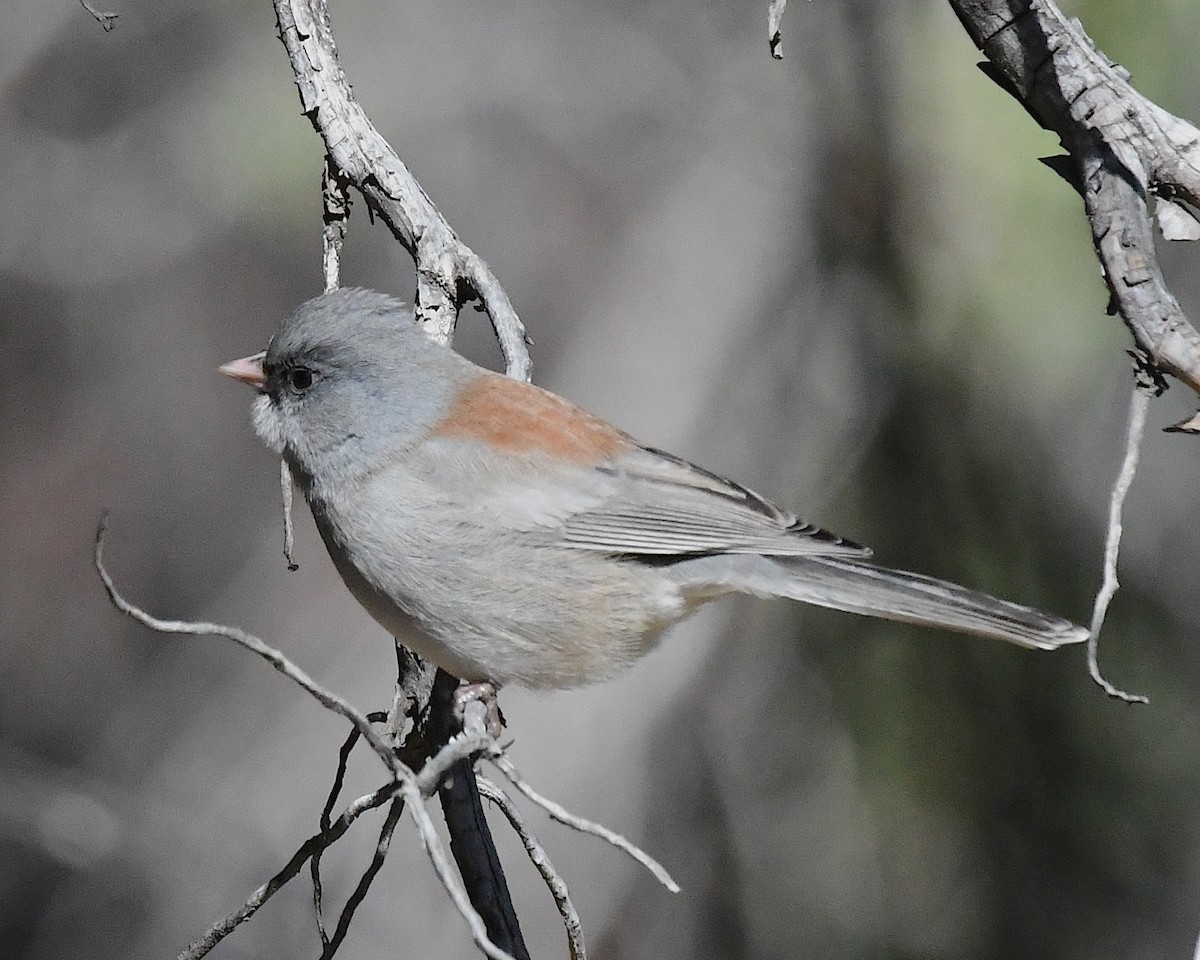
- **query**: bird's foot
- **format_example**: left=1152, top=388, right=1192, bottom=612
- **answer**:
left=453, top=680, right=504, bottom=739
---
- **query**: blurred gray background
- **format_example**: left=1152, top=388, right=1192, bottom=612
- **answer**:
left=3, top=0, right=1199, bottom=957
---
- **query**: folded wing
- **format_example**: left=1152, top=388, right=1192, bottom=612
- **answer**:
left=557, top=444, right=869, bottom=558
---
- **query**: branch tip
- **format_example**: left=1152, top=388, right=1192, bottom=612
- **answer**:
left=80, top=0, right=118, bottom=31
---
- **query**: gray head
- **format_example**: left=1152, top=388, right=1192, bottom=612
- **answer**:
left=223, top=288, right=471, bottom=486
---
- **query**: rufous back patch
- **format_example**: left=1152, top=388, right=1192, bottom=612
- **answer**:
left=431, top=374, right=627, bottom=464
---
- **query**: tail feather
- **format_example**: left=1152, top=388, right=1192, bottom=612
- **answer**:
left=674, top=554, right=1088, bottom=650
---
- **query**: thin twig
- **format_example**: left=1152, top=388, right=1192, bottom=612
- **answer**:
left=312, top=713, right=385, bottom=945
left=477, top=776, right=586, bottom=960
left=767, top=0, right=788, bottom=59
left=319, top=798, right=406, bottom=960
left=185, top=712, right=503, bottom=960
left=174, top=709, right=507, bottom=960
left=488, top=752, right=680, bottom=894
left=323, top=714, right=385, bottom=829
left=80, top=0, right=118, bottom=31
left=1086, top=380, right=1152, bottom=704
left=177, top=785, right=398, bottom=960
left=280, top=458, right=298, bottom=570
left=95, top=514, right=399, bottom=770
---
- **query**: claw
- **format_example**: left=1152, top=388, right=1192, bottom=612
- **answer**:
left=452, top=681, right=504, bottom=739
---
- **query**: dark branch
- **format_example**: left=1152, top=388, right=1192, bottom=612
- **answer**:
left=424, top=670, right=531, bottom=960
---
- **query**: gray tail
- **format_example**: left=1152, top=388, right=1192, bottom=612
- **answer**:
left=674, top=553, right=1088, bottom=650
left=773, top=556, right=1087, bottom=650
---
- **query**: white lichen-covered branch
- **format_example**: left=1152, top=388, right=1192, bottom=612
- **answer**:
left=272, top=0, right=532, bottom=379
left=949, top=0, right=1200, bottom=401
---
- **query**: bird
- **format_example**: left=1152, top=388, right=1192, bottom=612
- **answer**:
left=220, top=287, right=1087, bottom=689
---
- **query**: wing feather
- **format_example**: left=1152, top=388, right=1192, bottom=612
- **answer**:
left=557, top=445, right=869, bottom=558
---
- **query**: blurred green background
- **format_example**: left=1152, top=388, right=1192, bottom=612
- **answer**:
left=2, top=1, right=1198, bottom=957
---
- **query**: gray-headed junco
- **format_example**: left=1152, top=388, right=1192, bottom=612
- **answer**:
left=221, top=288, right=1086, bottom=688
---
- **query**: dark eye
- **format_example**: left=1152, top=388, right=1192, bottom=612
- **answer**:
left=287, top=366, right=314, bottom=392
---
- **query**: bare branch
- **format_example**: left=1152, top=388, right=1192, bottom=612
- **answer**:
left=488, top=752, right=681, bottom=894
left=166, top=698, right=510, bottom=960
left=1165, top=409, right=1200, bottom=434
left=312, top=711, right=387, bottom=946
left=271, top=0, right=532, bottom=378
left=949, top=0, right=1200, bottom=395
left=174, top=707, right=506, bottom=960
left=768, top=0, right=788, bottom=60
left=280, top=459, right=299, bottom=571
left=318, top=798, right=406, bottom=960
left=477, top=777, right=586, bottom=960
left=178, top=785, right=398, bottom=960
left=322, top=155, right=351, bottom=293
left=95, top=514, right=401, bottom=773
left=393, top=644, right=435, bottom=745
left=1086, top=375, right=1153, bottom=704
left=80, top=0, right=118, bottom=31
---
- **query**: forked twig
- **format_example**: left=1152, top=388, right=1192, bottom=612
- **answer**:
left=97, top=515, right=518, bottom=960
left=488, top=752, right=680, bottom=894
left=313, top=711, right=387, bottom=945
left=404, top=780, right=518, bottom=960
left=177, top=785, right=398, bottom=960
left=477, top=776, right=586, bottom=960
left=318, top=798, right=406, bottom=960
